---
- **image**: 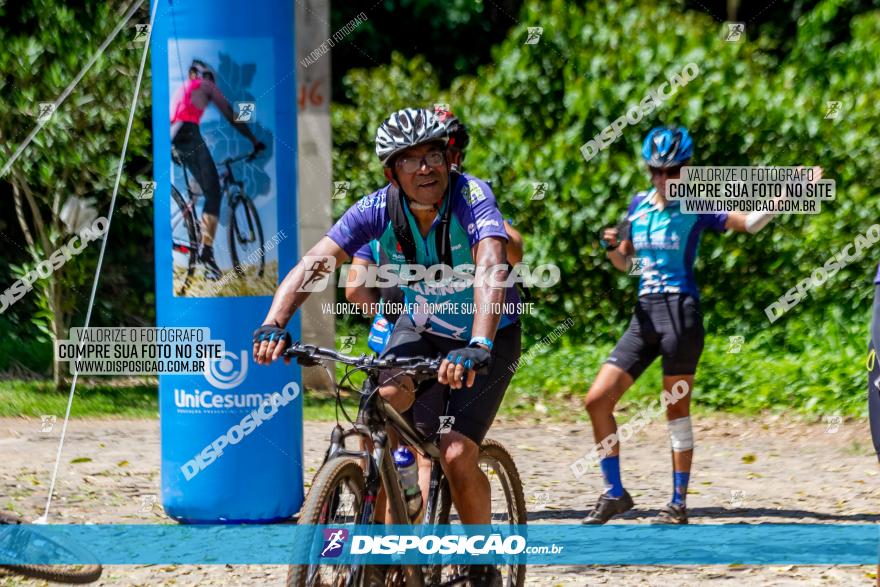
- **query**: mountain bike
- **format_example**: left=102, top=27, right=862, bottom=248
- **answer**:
left=170, top=149, right=265, bottom=295
left=284, top=343, right=526, bottom=587
left=0, top=512, right=102, bottom=584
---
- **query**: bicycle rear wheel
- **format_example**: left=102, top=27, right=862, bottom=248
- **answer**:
left=435, top=439, right=527, bottom=587
left=228, top=194, right=265, bottom=278
left=170, top=185, right=198, bottom=295
left=0, top=513, right=103, bottom=584
left=287, top=458, right=365, bottom=587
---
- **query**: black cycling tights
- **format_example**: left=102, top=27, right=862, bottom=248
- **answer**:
left=171, top=122, right=222, bottom=217
left=869, top=286, right=880, bottom=462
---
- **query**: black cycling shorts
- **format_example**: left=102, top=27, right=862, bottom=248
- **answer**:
left=171, top=122, right=222, bottom=217
left=606, top=293, right=705, bottom=379
left=868, top=286, right=880, bottom=462
left=380, top=315, right=521, bottom=445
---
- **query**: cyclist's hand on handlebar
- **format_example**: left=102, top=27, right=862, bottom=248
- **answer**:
left=438, top=345, right=492, bottom=389
left=253, top=322, right=291, bottom=365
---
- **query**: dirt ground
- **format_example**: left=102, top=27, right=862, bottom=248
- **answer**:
left=1, top=413, right=878, bottom=586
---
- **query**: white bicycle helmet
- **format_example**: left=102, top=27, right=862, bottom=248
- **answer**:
left=375, top=107, right=448, bottom=167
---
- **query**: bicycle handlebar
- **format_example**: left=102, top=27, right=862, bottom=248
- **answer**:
left=220, top=148, right=263, bottom=166
left=284, top=342, right=441, bottom=374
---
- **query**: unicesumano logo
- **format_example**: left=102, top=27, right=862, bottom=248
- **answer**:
left=180, top=382, right=300, bottom=481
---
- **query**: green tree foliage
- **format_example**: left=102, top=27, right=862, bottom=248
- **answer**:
left=0, top=1, right=152, bottom=383
left=329, top=0, right=522, bottom=100
left=333, top=0, right=880, bottom=347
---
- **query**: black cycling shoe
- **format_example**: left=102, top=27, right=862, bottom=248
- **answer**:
left=581, top=489, right=634, bottom=525
left=198, top=244, right=222, bottom=280
left=652, top=502, right=688, bottom=525
left=466, top=564, right=502, bottom=587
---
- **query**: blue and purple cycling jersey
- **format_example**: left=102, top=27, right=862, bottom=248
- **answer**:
left=626, top=188, right=728, bottom=298
left=327, top=173, right=520, bottom=340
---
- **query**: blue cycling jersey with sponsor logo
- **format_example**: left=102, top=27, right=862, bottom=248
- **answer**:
left=626, top=188, right=728, bottom=298
left=328, top=173, right=519, bottom=340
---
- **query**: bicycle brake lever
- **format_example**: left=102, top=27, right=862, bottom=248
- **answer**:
left=296, top=356, right=321, bottom=367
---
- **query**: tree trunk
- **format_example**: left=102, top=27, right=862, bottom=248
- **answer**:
left=50, top=280, right=67, bottom=390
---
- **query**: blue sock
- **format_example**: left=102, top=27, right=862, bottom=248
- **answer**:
left=672, top=471, right=690, bottom=505
left=599, top=456, right=624, bottom=498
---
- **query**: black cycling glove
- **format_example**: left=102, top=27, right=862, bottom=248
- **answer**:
left=253, top=322, right=290, bottom=345
left=598, top=219, right=632, bottom=250
left=445, top=345, right=492, bottom=374
left=597, top=228, right=617, bottom=250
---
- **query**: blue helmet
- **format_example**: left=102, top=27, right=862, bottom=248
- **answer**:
left=641, top=126, right=693, bottom=168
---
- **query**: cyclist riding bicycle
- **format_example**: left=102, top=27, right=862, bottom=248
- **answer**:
left=345, top=108, right=523, bottom=353
left=581, top=125, right=781, bottom=525
left=170, top=59, right=265, bottom=280
left=254, top=107, right=522, bottom=584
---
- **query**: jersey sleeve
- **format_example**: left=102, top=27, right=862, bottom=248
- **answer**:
left=626, top=192, right=646, bottom=219
left=696, top=210, right=729, bottom=233
left=454, top=176, right=508, bottom=248
left=326, top=189, right=387, bottom=257
left=352, top=242, right=374, bottom=262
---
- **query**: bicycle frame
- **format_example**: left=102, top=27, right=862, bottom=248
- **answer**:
left=322, top=380, right=443, bottom=512
left=175, top=153, right=249, bottom=222
left=305, top=355, right=447, bottom=587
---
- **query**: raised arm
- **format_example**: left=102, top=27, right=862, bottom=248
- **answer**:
left=204, top=80, right=260, bottom=146
left=726, top=166, right=823, bottom=233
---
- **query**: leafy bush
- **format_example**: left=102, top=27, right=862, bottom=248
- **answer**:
left=332, top=0, right=880, bottom=348
left=507, top=324, right=867, bottom=418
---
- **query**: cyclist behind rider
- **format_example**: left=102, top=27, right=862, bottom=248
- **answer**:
left=170, top=59, right=265, bottom=280
left=253, top=107, right=521, bottom=584
left=345, top=107, right=523, bottom=353
left=581, top=125, right=782, bottom=525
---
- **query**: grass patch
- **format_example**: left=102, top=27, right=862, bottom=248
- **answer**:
left=0, top=320, right=868, bottom=421
left=0, top=379, right=342, bottom=420
left=506, top=326, right=868, bottom=420
left=0, top=379, right=158, bottom=418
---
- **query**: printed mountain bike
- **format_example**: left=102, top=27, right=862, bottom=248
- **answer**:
left=284, top=342, right=526, bottom=587
left=170, top=149, right=265, bottom=295
left=0, top=512, right=102, bottom=584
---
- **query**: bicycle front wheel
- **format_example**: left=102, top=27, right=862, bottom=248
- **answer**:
left=287, top=457, right=365, bottom=587
left=228, top=194, right=265, bottom=278
left=435, top=439, right=527, bottom=587
left=170, top=185, right=198, bottom=295
left=0, top=513, right=103, bottom=584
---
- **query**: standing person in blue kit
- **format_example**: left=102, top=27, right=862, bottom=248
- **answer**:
left=344, top=107, right=523, bottom=354
left=581, top=126, right=788, bottom=525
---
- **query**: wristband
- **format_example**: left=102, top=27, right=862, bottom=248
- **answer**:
left=468, top=336, right=493, bottom=350
left=745, top=211, right=776, bottom=234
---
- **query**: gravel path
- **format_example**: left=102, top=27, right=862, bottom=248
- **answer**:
left=1, top=414, right=878, bottom=585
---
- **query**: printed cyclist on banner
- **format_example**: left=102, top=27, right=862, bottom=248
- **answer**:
left=167, top=43, right=277, bottom=298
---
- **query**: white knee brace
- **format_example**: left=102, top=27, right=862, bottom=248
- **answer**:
left=668, top=416, right=694, bottom=451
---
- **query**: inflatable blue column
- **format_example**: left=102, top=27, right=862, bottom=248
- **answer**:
left=150, top=0, right=302, bottom=523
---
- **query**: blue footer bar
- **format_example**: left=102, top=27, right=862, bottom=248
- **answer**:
left=1, top=524, right=877, bottom=565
